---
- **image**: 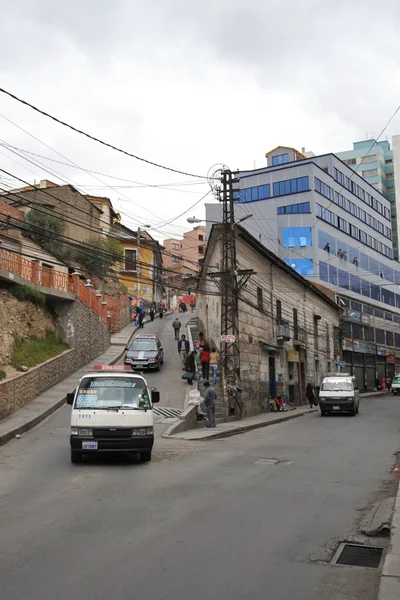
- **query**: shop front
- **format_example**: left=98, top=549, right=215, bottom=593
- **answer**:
left=396, top=351, right=400, bottom=374
left=342, top=339, right=376, bottom=391
left=365, top=343, right=376, bottom=391
left=376, top=347, right=388, bottom=383
left=387, top=351, right=396, bottom=380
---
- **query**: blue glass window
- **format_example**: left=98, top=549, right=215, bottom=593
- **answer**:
left=350, top=275, right=361, bottom=294
left=276, top=202, right=310, bottom=215
left=318, top=230, right=336, bottom=254
left=382, top=288, right=395, bottom=306
left=284, top=258, right=313, bottom=275
left=338, top=270, right=349, bottom=289
left=319, top=261, right=329, bottom=283
left=273, top=176, right=309, bottom=197
left=396, top=295, right=400, bottom=309
left=370, top=258, right=379, bottom=277
left=329, top=265, right=338, bottom=285
left=361, top=279, right=370, bottom=298
left=272, top=153, right=289, bottom=166
left=239, top=184, right=270, bottom=203
left=282, top=227, right=312, bottom=247
left=371, top=283, right=381, bottom=302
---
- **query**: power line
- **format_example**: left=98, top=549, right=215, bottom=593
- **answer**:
left=0, top=87, right=208, bottom=179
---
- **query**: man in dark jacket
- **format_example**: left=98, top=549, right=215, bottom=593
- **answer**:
left=178, top=334, right=190, bottom=368
left=204, top=381, right=217, bottom=428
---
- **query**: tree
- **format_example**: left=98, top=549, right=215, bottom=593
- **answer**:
left=74, top=237, right=122, bottom=276
left=25, top=208, right=66, bottom=257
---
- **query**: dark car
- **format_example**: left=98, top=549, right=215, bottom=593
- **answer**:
left=124, top=333, right=164, bottom=371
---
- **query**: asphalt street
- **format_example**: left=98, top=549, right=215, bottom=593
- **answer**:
left=0, top=347, right=399, bottom=599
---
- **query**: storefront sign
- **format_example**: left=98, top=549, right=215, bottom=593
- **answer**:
left=387, top=355, right=396, bottom=364
left=377, top=346, right=389, bottom=356
left=287, top=350, right=299, bottom=362
left=353, top=340, right=367, bottom=353
left=342, top=338, right=353, bottom=350
left=221, top=335, right=235, bottom=343
left=367, top=343, right=376, bottom=354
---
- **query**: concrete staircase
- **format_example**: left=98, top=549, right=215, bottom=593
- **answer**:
left=187, top=318, right=225, bottom=425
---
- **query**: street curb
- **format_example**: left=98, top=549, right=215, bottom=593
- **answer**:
left=378, top=479, right=400, bottom=600
left=164, top=407, right=318, bottom=440
left=0, top=311, right=172, bottom=447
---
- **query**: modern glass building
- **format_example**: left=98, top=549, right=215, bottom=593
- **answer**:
left=335, top=138, right=400, bottom=259
left=205, top=146, right=400, bottom=389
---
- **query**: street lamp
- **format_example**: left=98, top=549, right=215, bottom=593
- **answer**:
left=137, top=224, right=151, bottom=305
left=187, top=214, right=253, bottom=225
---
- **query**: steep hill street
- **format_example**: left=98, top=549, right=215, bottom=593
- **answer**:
left=0, top=386, right=399, bottom=599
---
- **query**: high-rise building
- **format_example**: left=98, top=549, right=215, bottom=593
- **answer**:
left=205, top=146, right=400, bottom=389
left=335, top=138, right=399, bottom=258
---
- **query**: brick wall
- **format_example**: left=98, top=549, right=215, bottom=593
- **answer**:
left=105, top=294, right=130, bottom=334
left=0, top=299, right=110, bottom=421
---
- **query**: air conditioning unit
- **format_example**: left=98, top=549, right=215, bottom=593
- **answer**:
left=277, top=321, right=291, bottom=342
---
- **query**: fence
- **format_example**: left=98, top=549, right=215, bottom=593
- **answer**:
left=0, top=247, right=127, bottom=326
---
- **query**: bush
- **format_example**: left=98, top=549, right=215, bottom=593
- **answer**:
left=74, top=237, right=122, bottom=276
left=0, top=370, right=6, bottom=381
left=11, top=329, right=69, bottom=370
left=9, top=284, right=46, bottom=306
left=119, top=282, right=128, bottom=294
left=25, top=208, right=67, bottom=258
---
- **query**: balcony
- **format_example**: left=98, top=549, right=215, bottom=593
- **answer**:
left=293, top=327, right=306, bottom=347
left=277, top=321, right=291, bottom=342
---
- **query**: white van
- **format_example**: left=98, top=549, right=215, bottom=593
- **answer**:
left=391, top=374, right=400, bottom=394
left=318, top=373, right=360, bottom=417
left=66, top=365, right=160, bottom=463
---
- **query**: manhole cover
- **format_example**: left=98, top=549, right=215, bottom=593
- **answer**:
left=334, top=544, right=383, bottom=569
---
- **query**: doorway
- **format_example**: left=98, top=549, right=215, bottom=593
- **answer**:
left=269, top=356, right=276, bottom=398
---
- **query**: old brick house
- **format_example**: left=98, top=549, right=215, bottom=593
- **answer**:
left=197, top=224, right=341, bottom=417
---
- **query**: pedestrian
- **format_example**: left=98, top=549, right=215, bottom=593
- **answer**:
left=138, top=308, right=145, bottom=328
left=190, top=301, right=195, bottom=313
left=172, top=317, right=181, bottom=340
left=149, top=304, right=156, bottom=322
left=209, top=347, right=219, bottom=384
left=178, top=334, right=190, bottom=368
left=196, top=332, right=206, bottom=351
left=203, top=381, right=217, bottom=428
left=184, top=351, right=196, bottom=385
left=200, top=344, right=211, bottom=380
left=306, top=383, right=315, bottom=408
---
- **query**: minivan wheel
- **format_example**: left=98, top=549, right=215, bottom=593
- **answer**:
left=351, top=407, right=357, bottom=416
left=356, top=405, right=359, bottom=414
left=141, top=451, right=152, bottom=462
left=320, top=411, right=326, bottom=417
left=71, top=449, right=82, bottom=463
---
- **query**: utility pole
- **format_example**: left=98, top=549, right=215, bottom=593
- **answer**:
left=208, top=167, right=254, bottom=416
left=136, top=227, right=141, bottom=306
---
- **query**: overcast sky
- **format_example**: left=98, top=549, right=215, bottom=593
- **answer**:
left=1, top=0, right=400, bottom=242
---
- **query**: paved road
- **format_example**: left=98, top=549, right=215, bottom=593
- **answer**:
left=1, top=387, right=399, bottom=599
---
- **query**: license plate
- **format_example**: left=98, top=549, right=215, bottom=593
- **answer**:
left=332, top=406, right=340, bottom=411
left=82, top=441, right=98, bottom=450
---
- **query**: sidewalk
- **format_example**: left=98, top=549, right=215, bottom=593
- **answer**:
left=0, top=319, right=142, bottom=446
left=378, top=482, right=400, bottom=600
left=166, top=406, right=318, bottom=440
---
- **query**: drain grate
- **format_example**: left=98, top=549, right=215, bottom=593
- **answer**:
left=334, top=544, right=383, bottom=569
left=153, top=407, right=182, bottom=419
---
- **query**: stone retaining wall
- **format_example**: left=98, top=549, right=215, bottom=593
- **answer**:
left=0, top=300, right=110, bottom=421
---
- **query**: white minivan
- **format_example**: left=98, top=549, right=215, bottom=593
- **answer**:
left=66, top=365, right=160, bottom=463
left=318, top=373, right=360, bottom=417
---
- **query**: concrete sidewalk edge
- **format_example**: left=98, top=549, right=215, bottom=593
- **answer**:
left=164, top=407, right=318, bottom=440
left=0, top=311, right=173, bottom=447
left=378, top=479, right=400, bottom=600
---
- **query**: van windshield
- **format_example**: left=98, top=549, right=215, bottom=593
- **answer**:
left=393, top=377, right=400, bottom=384
left=75, top=377, right=151, bottom=410
left=321, top=381, right=353, bottom=392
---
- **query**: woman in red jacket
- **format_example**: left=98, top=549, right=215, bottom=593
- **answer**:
left=200, top=344, right=211, bottom=380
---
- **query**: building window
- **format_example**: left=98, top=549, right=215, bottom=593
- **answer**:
left=273, top=176, right=309, bottom=197
left=272, top=153, right=289, bottom=166
left=293, top=308, right=298, bottom=340
left=198, top=234, right=204, bottom=241
left=257, top=287, right=263, bottom=310
left=124, top=249, right=137, bottom=272
left=198, top=246, right=204, bottom=254
left=362, top=154, right=377, bottom=164
left=313, top=316, right=319, bottom=350
left=362, top=168, right=379, bottom=178
left=277, top=201, right=310, bottom=215
left=276, top=299, right=282, bottom=322
left=284, top=258, right=313, bottom=275
left=172, top=243, right=180, bottom=250
left=343, top=158, right=357, bottom=165
left=282, top=227, right=312, bottom=247
left=172, top=256, right=180, bottom=263
left=319, top=261, right=329, bottom=283
left=239, top=184, right=270, bottom=203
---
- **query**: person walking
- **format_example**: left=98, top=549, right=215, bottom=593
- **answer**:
left=138, top=305, right=145, bottom=328
left=184, top=351, right=196, bottom=385
left=306, top=383, right=315, bottom=408
left=178, top=334, right=190, bottom=368
left=209, top=347, right=219, bottom=384
left=149, top=304, right=156, bottom=322
left=203, top=381, right=217, bottom=428
left=200, top=344, right=211, bottom=380
left=190, top=301, right=195, bottom=313
left=196, top=332, right=207, bottom=351
left=172, top=317, right=181, bottom=340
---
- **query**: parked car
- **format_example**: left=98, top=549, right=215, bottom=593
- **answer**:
left=391, top=375, right=400, bottom=394
left=124, top=333, right=164, bottom=371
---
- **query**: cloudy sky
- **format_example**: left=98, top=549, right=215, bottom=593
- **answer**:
left=1, top=0, right=400, bottom=242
